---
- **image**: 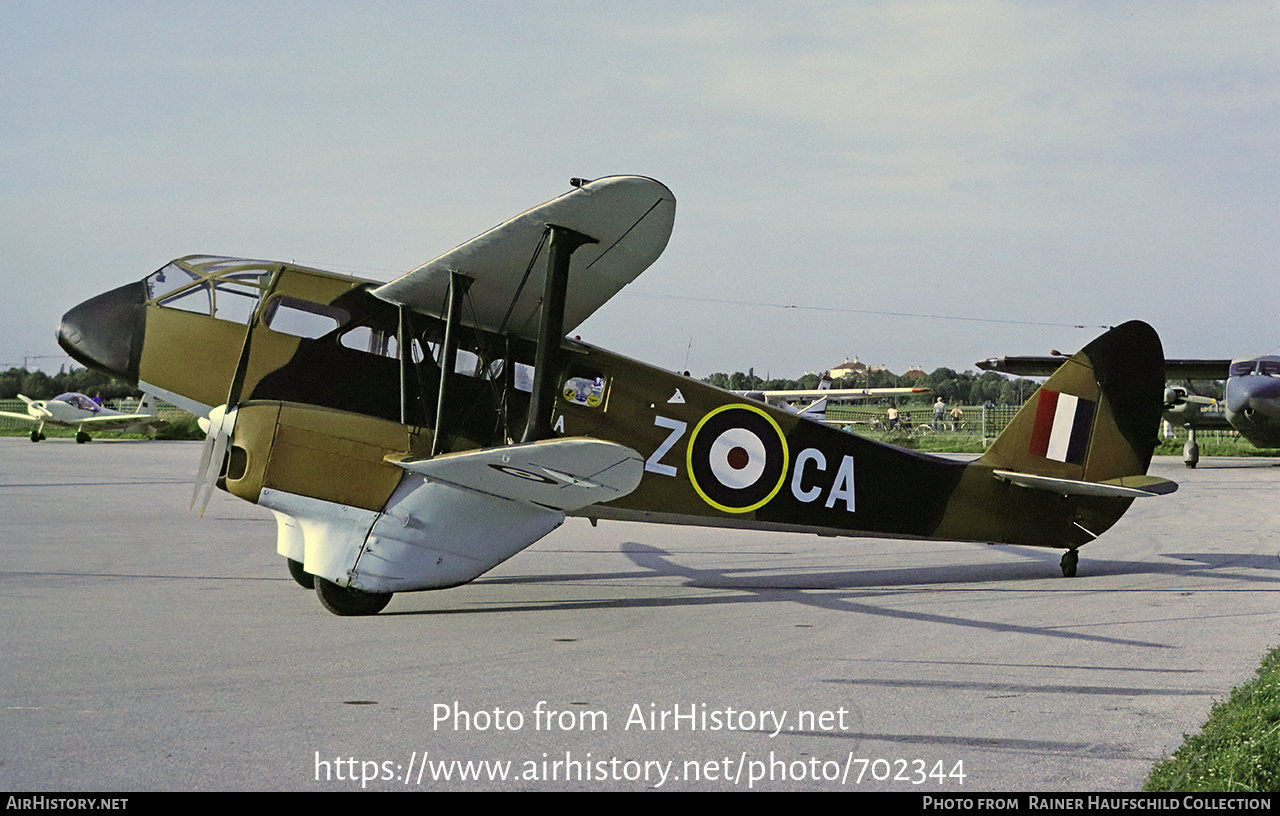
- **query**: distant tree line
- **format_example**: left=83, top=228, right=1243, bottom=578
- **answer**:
left=703, top=367, right=1044, bottom=406
left=0, top=367, right=141, bottom=401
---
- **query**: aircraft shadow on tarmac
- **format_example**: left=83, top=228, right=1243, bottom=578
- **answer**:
left=391, top=542, right=1280, bottom=649
left=472, top=540, right=1280, bottom=591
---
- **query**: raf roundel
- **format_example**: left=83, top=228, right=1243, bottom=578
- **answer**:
left=687, top=404, right=789, bottom=513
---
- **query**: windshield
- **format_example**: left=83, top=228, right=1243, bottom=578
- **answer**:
left=53, top=392, right=100, bottom=411
left=145, top=256, right=276, bottom=324
left=1231, top=357, right=1280, bottom=378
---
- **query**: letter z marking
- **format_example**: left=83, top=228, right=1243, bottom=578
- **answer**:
left=646, top=416, right=687, bottom=477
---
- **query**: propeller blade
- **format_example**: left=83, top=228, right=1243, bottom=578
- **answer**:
left=190, top=428, right=216, bottom=509
left=190, top=405, right=234, bottom=516
left=195, top=431, right=228, bottom=517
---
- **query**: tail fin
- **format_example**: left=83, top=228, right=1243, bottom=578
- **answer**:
left=137, top=392, right=158, bottom=417
left=981, top=321, right=1169, bottom=490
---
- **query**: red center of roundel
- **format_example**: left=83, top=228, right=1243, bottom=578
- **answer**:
left=727, top=446, right=750, bottom=470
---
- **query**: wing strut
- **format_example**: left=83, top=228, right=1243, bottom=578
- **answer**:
left=430, top=271, right=474, bottom=457
left=521, top=224, right=597, bottom=443
left=398, top=304, right=422, bottom=427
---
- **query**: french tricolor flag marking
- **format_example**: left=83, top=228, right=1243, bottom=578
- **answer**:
left=1028, top=390, right=1095, bottom=465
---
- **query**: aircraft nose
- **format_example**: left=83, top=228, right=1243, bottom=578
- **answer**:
left=58, top=280, right=148, bottom=383
left=1226, top=376, right=1280, bottom=415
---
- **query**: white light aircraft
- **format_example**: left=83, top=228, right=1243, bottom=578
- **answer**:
left=0, top=392, right=164, bottom=443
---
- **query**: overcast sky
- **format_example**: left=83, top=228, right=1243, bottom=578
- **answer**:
left=3, top=1, right=1276, bottom=381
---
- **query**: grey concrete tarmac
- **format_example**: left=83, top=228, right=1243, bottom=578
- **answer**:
left=1, top=437, right=1278, bottom=791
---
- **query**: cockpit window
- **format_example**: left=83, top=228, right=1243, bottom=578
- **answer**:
left=53, top=392, right=100, bottom=411
left=145, top=263, right=201, bottom=301
left=157, top=283, right=212, bottom=316
left=212, top=274, right=269, bottom=324
left=147, top=257, right=274, bottom=324
left=1231, top=359, right=1280, bottom=377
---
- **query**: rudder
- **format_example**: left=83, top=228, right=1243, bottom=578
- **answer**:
left=980, top=321, right=1165, bottom=485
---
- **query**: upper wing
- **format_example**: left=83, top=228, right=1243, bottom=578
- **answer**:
left=978, top=356, right=1232, bottom=380
left=371, top=176, right=675, bottom=338
left=747, top=387, right=931, bottom=400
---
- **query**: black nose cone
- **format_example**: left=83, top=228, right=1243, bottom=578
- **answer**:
left=58, top=281, right=147, bottom=384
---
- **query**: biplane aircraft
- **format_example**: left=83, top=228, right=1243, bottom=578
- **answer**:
left=57, top=176, right=1176, bottom=615
left=0, top=392, right=163, bottom=443
left=739, top=375, right=931, bottom=424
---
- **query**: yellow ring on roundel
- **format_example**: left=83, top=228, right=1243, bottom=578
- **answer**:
left=686, top=403, right=789, bottom=514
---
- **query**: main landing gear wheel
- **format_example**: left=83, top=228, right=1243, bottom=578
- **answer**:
left=315, top=577, right=393, bottom=616
left=286, top=558, right=315, bottom=589
left=75, top=431, right=91, bottom=444
left=1060, top=549, right=1080, bottom=578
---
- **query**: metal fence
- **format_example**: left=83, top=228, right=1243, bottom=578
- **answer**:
left=826, top=404, right=1023, bottom=442
left=827, top=403, right=1246, bottom=446
left=1, top=397, right=1245, bottom=446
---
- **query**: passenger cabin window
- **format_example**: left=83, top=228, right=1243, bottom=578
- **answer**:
left=423, top=341, right=485, bottom=377
left=339, top=324, right=398, bottom=359
left=485, top=360, right=534, bottom=393
left=263, top=296, right=349, bottom=339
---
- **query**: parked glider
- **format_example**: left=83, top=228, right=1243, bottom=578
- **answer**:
left=0, top=392, right=163, bottom=443
left=57, top=176, right=1175, bottom=615
left=978, top=354, right=1280, bottom=467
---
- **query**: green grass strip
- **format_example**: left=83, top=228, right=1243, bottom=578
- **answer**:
left=1145, top=646, right=1280, bottom=792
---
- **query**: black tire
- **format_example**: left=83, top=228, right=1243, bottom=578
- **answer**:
left=30, top=430, right=40, bottom=443
left=287, top=558, right=315, bottom=589
left=315, top=577, right=392, bottom=616
left=1060, top=550, right=1079, bottom=578
left=76, top=432, right=90, bottom=444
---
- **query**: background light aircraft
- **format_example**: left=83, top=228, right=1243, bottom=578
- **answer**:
left=739, top=377, right=931, bottom=424
left=977, top=354, right=1280, bottom=467
left=0, top=392, right=163, bottom=443
left=57, top=176, right=1175, bottom=615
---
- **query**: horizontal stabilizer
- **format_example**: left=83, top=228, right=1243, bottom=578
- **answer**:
left=979, top=355, right=1231, bottom=382
left=994, top=470, right=1178, bottom=499
left=371, top=176, right=675, bottom=338
left=388, top=437, right=644, bottom=512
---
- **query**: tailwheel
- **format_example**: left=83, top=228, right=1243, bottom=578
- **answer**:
left=286, top=558, right=315, bottom=589
left=315, top=577, right=392, bottom=616
left=76, top=431, right=91, bottom=444
left=1060, top=548, right=1080, bottom=578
